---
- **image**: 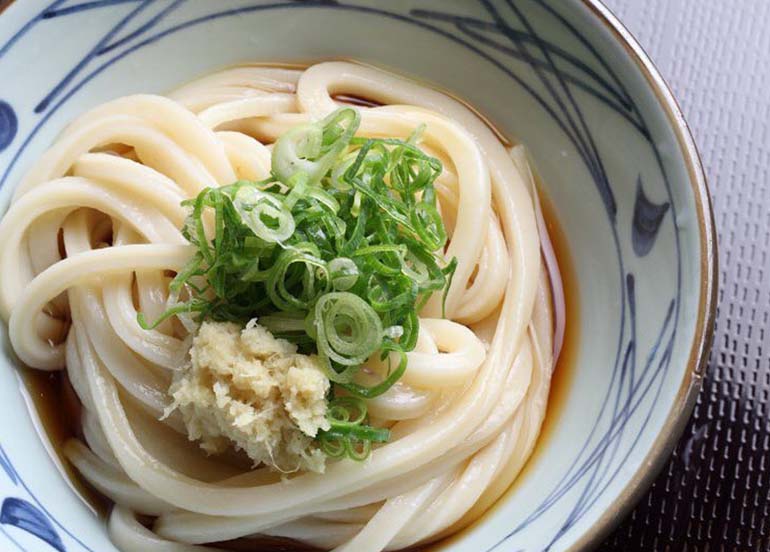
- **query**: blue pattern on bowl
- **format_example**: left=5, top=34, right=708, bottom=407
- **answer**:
left=0, top=1, right=712, bottom=550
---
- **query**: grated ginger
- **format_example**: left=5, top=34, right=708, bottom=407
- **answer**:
left=167, top=320, right=331, bottom=473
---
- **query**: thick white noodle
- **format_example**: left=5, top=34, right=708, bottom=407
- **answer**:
left=0, top=62, right=557, bottom=551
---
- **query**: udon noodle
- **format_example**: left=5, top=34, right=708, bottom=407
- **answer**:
left=0, top=61, right=564, bottom=551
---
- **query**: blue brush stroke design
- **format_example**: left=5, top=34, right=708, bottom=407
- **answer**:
left=0, top=1, right=65, bottom=59
left=410, top=8, right=649, bottom=136
left=410, top=1, right=682, bottom=548
left=0, top=0, right=145, bottom=59
left=0, top=1, right=684, bottom=550
left=0, top=445, right=18, bottom=485
left=632, top=175, right=670, bottom=256
left=498, top=0, right=618, bottom=218
left=95, top=0, right=185, bottom=56
left=34, top=0, right=156, bottom=113
left=42, top=0, right=143, bottom=19
left=0, top=498, right=64, bottom=552
left=0, top=524, right=26, bottom=552
left=0, top=476, right=93, bottom=552
left=0, top=101, right=17, bottom=152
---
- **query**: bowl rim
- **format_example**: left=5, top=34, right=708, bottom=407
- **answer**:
left=0, top=1, right=717, bottom=549
left=567, top=1, right=718, bottom=549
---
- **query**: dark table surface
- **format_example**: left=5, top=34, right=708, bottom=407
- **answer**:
left=599, top=1, right=770, bottom=550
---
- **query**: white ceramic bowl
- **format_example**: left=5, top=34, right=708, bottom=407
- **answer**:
left=0, top=1, right=716, bottom=551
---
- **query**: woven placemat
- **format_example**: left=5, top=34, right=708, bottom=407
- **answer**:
left=599, top=1, right=770, bottom=550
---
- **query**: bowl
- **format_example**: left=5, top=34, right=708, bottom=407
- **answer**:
left=0, top=1, right=716, bottom=551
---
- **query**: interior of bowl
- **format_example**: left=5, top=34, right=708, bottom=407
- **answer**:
left=0, top=1, right=713, bottom=551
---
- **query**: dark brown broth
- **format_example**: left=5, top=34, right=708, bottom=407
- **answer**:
left=412, top=189, right=579, bottom=552
left=17, top=63, right=577, bottom=550
left=332, top=93, right=383, bottom=108
left=18, top=191, right=576, bottom=551
left=17, top=370, right=111, bottom=517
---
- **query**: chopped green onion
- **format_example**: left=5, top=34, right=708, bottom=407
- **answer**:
left=138, top=107, right=455, bottom=461
left=257, top=312, right=306, bottom=333
left=341, top=344, right=407, bottom=399
left=326, top=396, right=367, bottom=428
left=329, top=257, right=359, bottom=291
left=313, top=292, right=383, bottom=380
left=383, top=325, right=404, bottom=340
left=232, top=185, right=295, bottom=243
left=320, top=425, right=391, bottom=443
left=266, top=244, right=329, bottom=311
left=272, top=108, right=360, bottom=185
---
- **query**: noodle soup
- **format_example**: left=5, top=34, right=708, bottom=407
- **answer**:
left=0, top=61, right=567, bottom=552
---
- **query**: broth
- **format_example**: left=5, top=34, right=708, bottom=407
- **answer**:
left=17, top=370, right=111, bottom=517
left=17, top=190, right=576, bottom=551
left=417, top=188, right=580, bottom=551
left=16, top=61, right=577, bottom=550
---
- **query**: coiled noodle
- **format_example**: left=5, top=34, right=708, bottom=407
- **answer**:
left=0, top=61, right=562, bottom=552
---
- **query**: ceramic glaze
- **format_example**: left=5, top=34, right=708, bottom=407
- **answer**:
left=0, top=1, right=715, bottom=551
